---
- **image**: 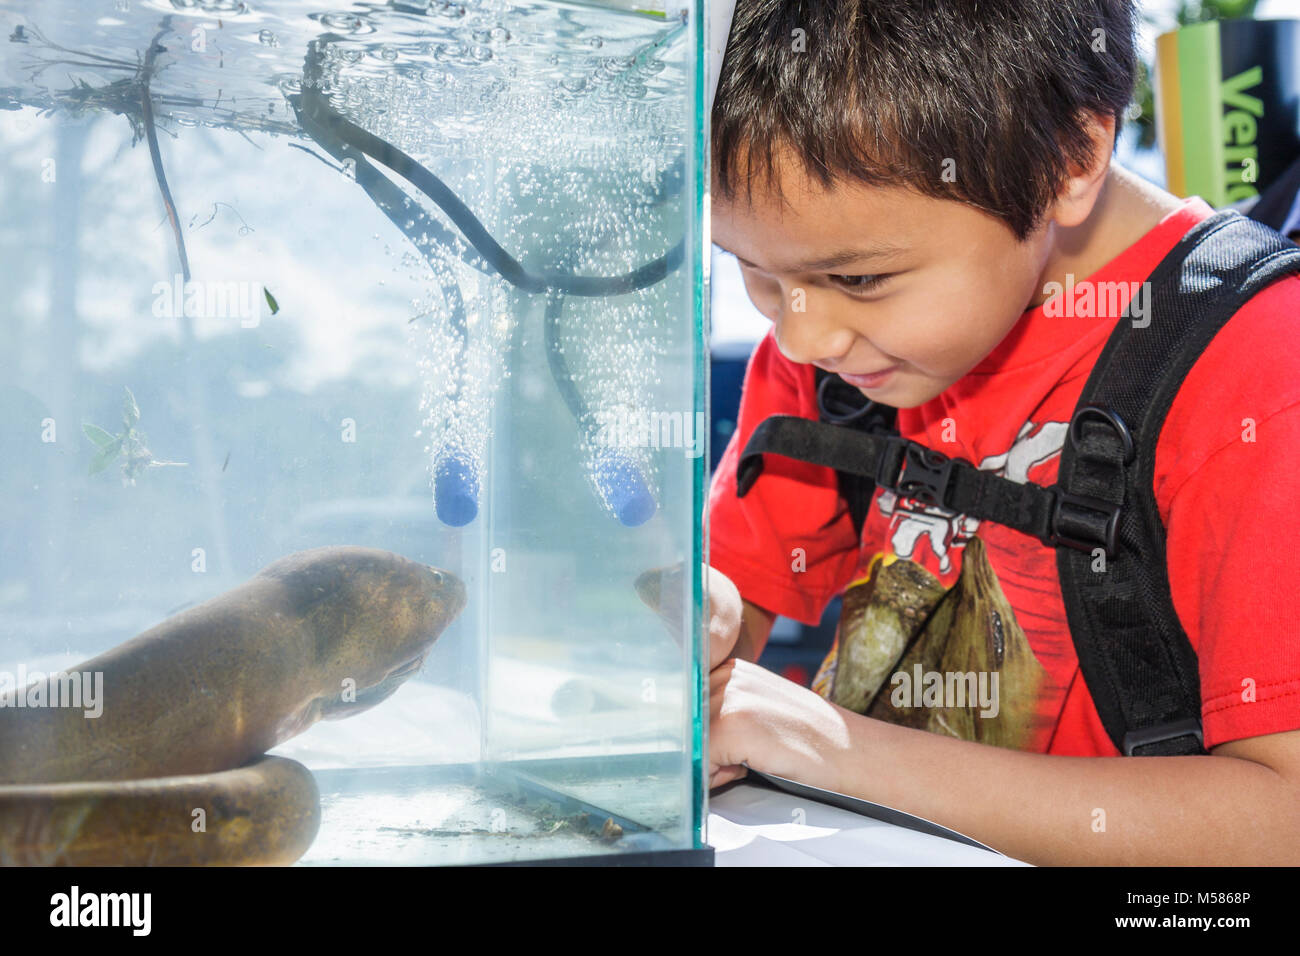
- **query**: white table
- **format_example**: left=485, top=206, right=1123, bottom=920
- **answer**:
left=708, top=780, right=1030, bottom=866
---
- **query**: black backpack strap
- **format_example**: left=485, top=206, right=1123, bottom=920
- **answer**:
left=814, top=369, right=894, bottom=536
left=737, top=404, right=1090, bottom=553
left=1058, top=209, right=1300, bottom=757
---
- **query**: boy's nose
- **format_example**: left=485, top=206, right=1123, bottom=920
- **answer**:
left=773, top=288, right=856, bottom=368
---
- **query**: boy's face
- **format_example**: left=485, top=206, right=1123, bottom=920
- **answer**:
left=712, top=153, right=1056, bottom=409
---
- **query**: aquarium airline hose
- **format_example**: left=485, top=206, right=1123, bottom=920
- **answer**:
left=290, top=47, right=684, bottom=527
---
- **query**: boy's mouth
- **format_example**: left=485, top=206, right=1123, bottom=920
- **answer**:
left=838, top=364, right=901, bottom=389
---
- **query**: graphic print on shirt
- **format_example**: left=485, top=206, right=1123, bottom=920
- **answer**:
left=811, top=419, right=1068, bottom=750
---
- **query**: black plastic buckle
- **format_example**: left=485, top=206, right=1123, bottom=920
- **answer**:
left=875, top=437, right=956, bottom=508
left=1049, top=488, right=1122, bottom=556
left=1122, top=719, right=1204, bottom=756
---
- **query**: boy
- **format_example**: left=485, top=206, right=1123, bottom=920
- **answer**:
left=705, top=0, right=1300, bottom=865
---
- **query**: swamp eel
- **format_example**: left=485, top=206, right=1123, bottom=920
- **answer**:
left=0, top=546, right=466, bottom=865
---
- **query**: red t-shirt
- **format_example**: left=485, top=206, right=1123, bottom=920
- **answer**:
left=709, top=197, right=1300, bottom=756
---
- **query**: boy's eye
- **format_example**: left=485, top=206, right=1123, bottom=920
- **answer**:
left=829, top=273, right=890, bottom=293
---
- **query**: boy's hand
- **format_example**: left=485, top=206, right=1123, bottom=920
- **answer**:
left=709, top=658, right=851, bottom=790
left=634, top=564, right=747, bottom=668
left=633, top=561, right=776, bottom=667
left=705, top=567, right=743, bottom=669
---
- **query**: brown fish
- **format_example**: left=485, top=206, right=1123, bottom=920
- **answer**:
left=0, top=756, right=319, bottom=867
left=0, top=546, right=466, bottom=864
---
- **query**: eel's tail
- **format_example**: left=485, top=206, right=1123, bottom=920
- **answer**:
left=0, top=755, right=320, bottom=866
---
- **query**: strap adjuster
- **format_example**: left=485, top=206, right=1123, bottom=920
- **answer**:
left=875, top=437, right=957, bottom=508
left=1122, top=719, right=1204, bottom=756
left=1049, top=488, right=1121, bottom=556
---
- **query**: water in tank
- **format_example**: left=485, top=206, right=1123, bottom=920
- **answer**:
left=0, top=0, right=708, bottom=865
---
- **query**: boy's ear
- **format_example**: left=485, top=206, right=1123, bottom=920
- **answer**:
left=1049, top=111, right=1117, bottom=230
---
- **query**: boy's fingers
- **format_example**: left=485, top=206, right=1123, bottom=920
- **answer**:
left=710, top=764, right=748, bottom=789
left=708, top=662, right=753, bottom=774
left=707, top=567, right=743, bottom=668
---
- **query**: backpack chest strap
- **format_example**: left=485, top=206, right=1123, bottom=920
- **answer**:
left=736, top=416, right=1120, bottom=556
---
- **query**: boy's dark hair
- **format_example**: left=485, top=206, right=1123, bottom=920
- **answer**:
left=713, top=0, right=1138, bottom=241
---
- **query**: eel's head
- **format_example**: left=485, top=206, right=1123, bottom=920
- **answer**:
left=257, top=546, right=467, bottom=720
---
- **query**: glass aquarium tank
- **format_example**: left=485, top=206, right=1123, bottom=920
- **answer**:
left=0, top=0, right=709, bottom=865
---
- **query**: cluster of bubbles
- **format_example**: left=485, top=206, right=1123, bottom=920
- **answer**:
left=301, top=7, right=684, bottom=167
left=409, top=254, right=515, bottom=519
left=9, top=0, right=700, bottom=547
left=300, top=2, right=693, bottom=523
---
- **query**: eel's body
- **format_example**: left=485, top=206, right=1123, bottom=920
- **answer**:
left=0, top=756, right=319, bottom=867
left=0, top=546, right=466, bottom=865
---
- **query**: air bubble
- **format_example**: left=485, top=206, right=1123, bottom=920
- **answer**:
left=315, top=12, right=376, bottom=34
